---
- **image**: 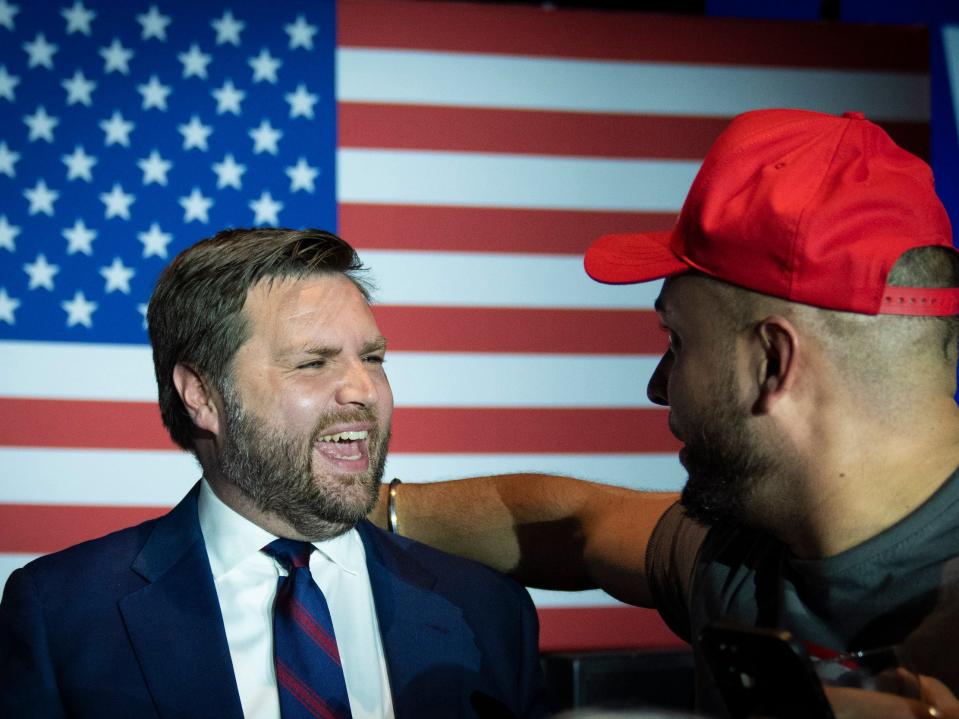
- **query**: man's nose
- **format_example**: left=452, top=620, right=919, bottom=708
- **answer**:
left=336, top=358, right=378, bottom=407
left=646, top=353, right=671, bottom=407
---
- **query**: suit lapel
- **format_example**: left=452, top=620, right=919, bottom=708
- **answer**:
left=119, top=484, right=244, bottom=719
left=357, top=521, right=481, bottom=719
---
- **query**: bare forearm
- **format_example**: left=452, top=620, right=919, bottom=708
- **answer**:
left=371, top=476, right=518, bottom=570
left=376, top=474, right=577, bottom=577
left=372, top=474, right=677, bottom=605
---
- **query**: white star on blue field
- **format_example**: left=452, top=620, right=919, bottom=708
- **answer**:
left=0, top=0, right=335, bottom=342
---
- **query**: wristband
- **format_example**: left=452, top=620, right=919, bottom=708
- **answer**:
left=387, top=478, right=402, bottom=535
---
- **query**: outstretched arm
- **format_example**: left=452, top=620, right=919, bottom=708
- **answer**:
left=371, top=474, right=678, bottom=607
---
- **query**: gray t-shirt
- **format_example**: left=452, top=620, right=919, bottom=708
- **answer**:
left=647, top=468, right=959, bottom=707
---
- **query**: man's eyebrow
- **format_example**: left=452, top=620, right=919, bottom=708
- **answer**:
left=289, top=336, right=387, bottom=359
left=362, top=336, right=388, bottom=354
left=300, top=345, right=339, bottom=358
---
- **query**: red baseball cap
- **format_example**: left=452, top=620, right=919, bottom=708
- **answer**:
left=585, top=109, right=959, bottom=316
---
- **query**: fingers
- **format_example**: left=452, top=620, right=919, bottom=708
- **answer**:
left=826, top=686, right=944, bottom=719
left=918, top=676, right=959, bottom=714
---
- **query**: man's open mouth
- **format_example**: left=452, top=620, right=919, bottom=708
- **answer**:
left=315, top=430, right=370, bottom=463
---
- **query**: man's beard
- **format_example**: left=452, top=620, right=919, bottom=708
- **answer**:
left=677, top=381, right=780, bottom=529
left=216, top=385, right=389, bottom=540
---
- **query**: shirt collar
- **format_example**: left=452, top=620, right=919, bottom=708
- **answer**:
left=313, top=528, right=363, bottom=577
left=198, top=478, right=363, bottom=578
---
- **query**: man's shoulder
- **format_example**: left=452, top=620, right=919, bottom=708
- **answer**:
left=0, top=515, right=169, bottom=635
left=17, top=485, right=201, bottom=588
left=14, top=511, right=168, bottom=592
left=358, top=520, right=532, bottom=603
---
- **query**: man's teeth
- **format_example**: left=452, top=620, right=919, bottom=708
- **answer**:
left=317, top=430, right=369, bottom=443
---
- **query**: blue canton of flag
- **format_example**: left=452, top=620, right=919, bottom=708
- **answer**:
left=0, top=0, right=336, bottom=343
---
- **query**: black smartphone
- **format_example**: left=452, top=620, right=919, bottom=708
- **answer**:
left=698, top=620, right=836, bottom=719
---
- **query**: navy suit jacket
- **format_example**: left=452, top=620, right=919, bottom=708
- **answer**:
left=0, top=485, right=546, bottom=718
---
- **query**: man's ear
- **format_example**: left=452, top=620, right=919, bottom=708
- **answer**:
left=172, top=363, right=221, bottom=436
left=752, top=315, right=799, bottom=414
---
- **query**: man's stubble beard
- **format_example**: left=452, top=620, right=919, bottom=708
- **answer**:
left=677, top=373, right=783, bottom=529
left=216, top=383, right=389, bottom=541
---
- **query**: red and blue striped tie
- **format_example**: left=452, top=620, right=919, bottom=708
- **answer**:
left=264, top=539, right=353, bottom=719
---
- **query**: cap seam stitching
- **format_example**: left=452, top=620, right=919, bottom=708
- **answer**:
left=787, top=119, right=851, bottom=302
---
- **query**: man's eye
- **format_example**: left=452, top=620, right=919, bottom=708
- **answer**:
left=364, top=355, right=385, bottom=365
left=299, top=360, right=326, bottom=369
left=660, top=326, right=680, bottom=351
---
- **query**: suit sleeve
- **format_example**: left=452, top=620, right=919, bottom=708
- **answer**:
left=0, top=567, right=68, bottom=719
left=516, top=587, right=548, bottom=718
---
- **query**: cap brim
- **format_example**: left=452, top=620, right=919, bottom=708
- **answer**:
left=584, top=231, right=689, bottom=285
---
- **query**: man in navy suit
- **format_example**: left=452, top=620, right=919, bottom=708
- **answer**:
left=0, top=228, right=546, bottom=719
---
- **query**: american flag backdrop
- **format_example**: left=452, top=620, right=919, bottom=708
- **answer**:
left=0, top=0, right=932, bottom=651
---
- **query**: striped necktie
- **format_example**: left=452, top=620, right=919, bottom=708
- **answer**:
left=263, top=538, right=353, bottom=719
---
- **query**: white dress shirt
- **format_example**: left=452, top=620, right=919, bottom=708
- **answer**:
left=198, top=479, right=395, bottom=719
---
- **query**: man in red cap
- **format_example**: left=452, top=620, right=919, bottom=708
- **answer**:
left=373, top=109, right=959, bottom=716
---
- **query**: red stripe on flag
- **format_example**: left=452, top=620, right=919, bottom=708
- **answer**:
left=0, top=398, right=176, bottom=450
left=372, top=307, right=668, bottom=355
left=0, top=504, right=168, bottom=554
left=340, top=104, right=728, bottom=159
left=391, top=408, right=678, bottom=453
left=340, top=107, right=930, bottom=162
left=341, top=204, right=676, bottom=254
left=339, top=0, right=927, bottom=71
left=0, top=400, right=678, bottom=454
left=538, top=606, right=687, bottom=652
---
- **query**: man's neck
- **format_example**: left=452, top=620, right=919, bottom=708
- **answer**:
left=203, top=473, right=352, bottom=542
left=775, top=399, right=959, bottom=559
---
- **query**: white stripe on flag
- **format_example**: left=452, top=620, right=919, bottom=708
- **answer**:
left=0, top=341, right=661, bottom=406
left=529, top=588, right=626, bottom=608
left=0, top=556, right=38, bottom=596
left=388, top=352, right=660, bottom=407
left=364, top=252, right=662, bottom=309
left=338, top=149, right=700, bottom=211
left=0, top=448, right=685, bottom=505
left=0, top=341, right=157, bottom=401
left=337, top=48, right=930, bottom=121
left=0, top=448, right=199, bottom=505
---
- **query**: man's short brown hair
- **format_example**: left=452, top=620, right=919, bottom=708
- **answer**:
left=147, top=228, right=371, bottom=451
